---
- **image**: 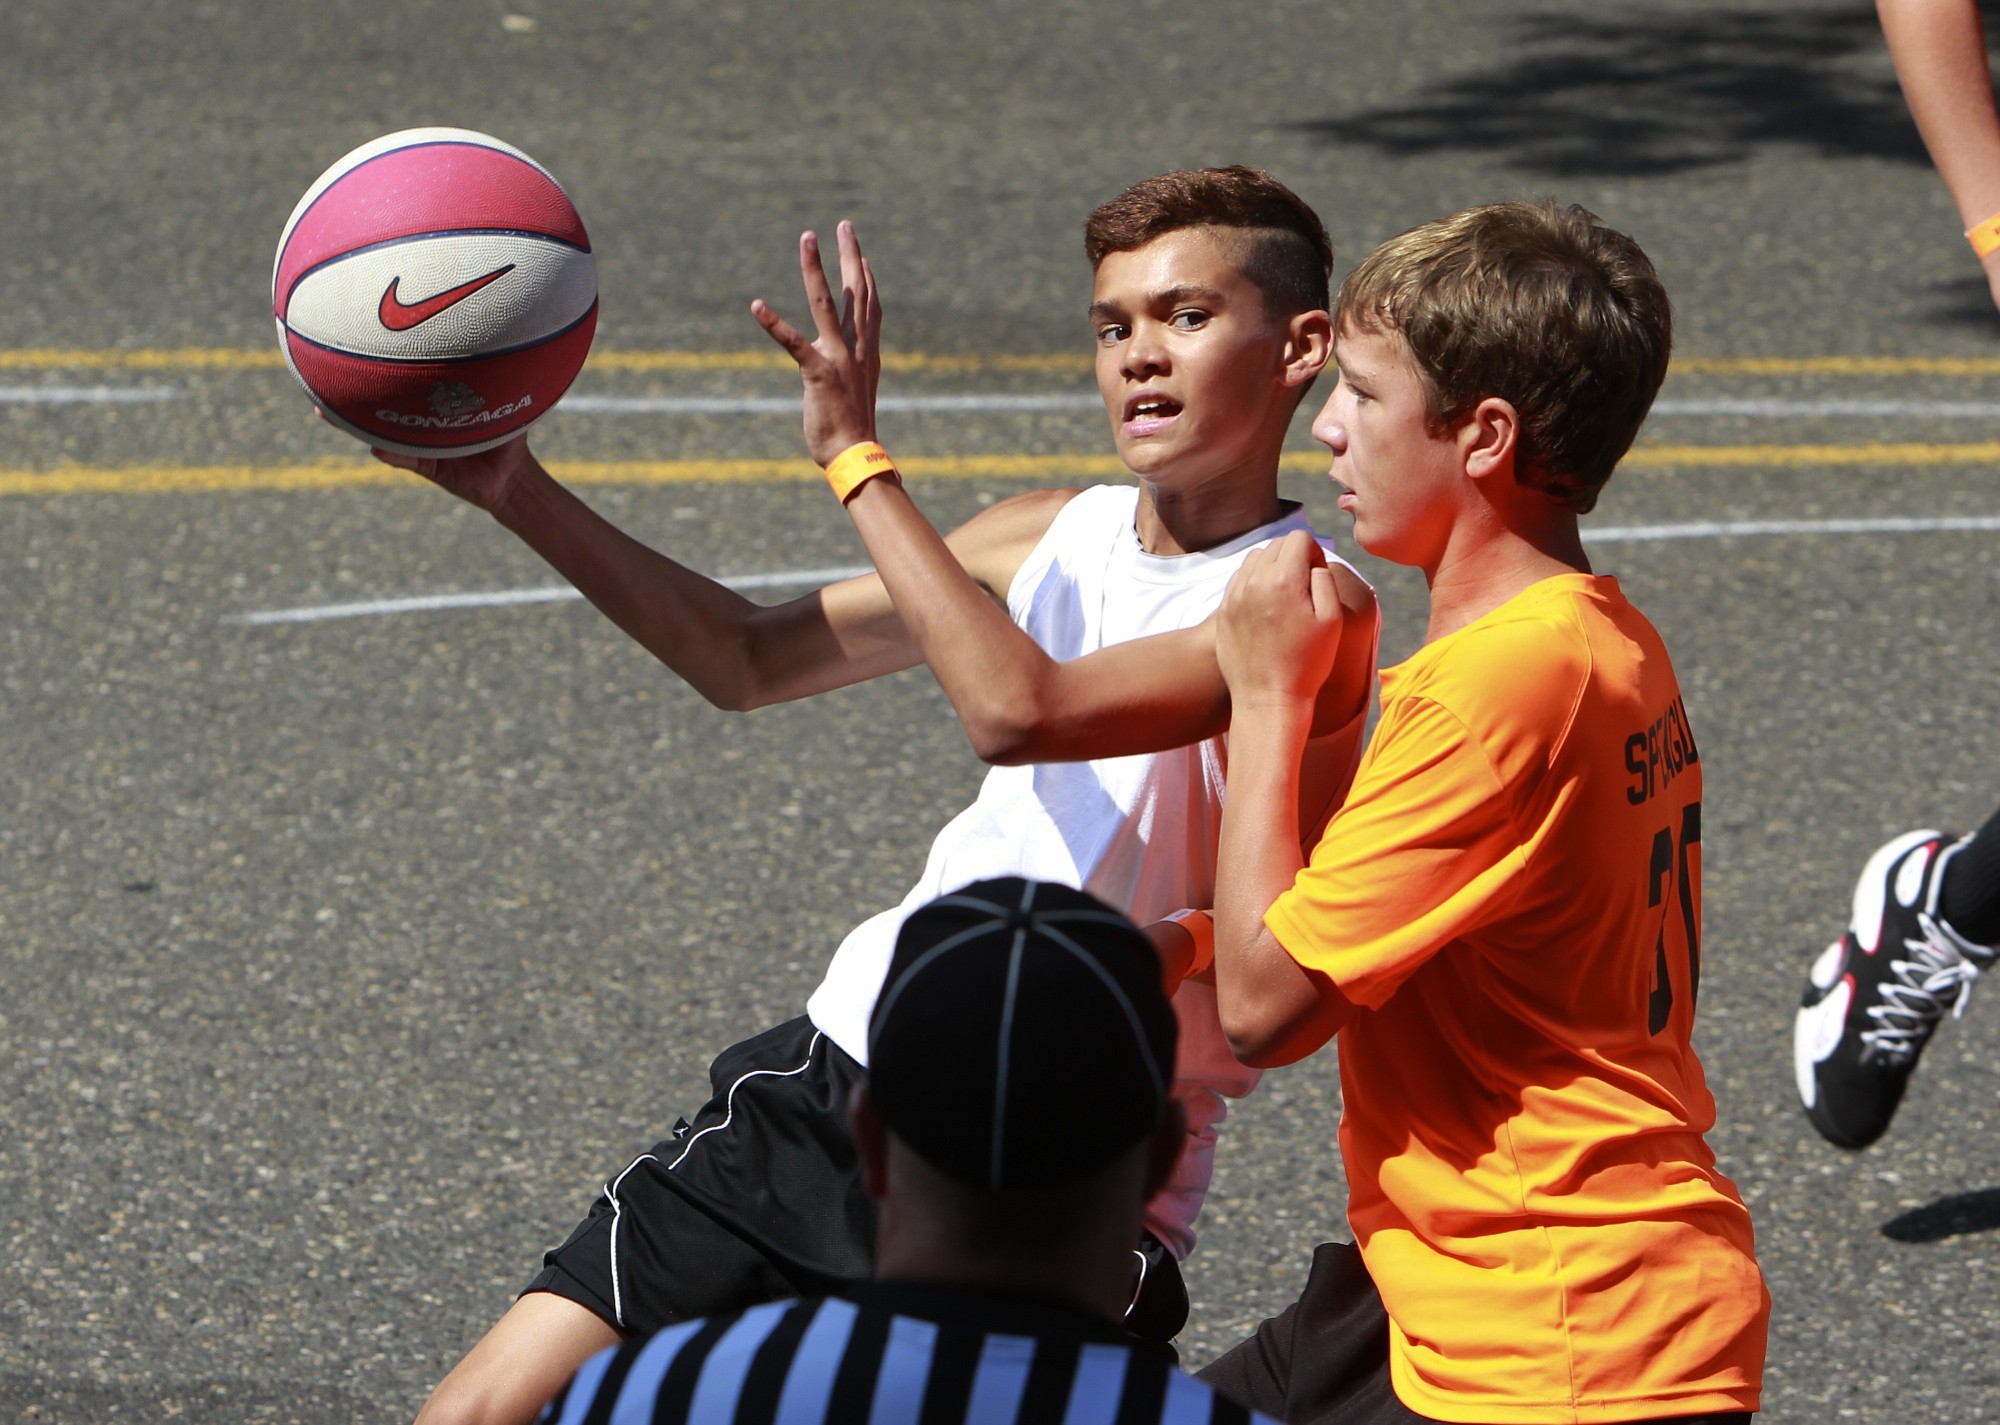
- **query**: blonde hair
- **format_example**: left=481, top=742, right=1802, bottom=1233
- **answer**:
left=1336, top=202, right=1670, bottom=513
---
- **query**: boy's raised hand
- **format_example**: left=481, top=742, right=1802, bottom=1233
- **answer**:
left=751, top=220, right=883, bottom=468
left=1216, top=530, right=1347, bottom=713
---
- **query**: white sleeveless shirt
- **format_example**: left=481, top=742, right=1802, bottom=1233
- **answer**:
left=805, top=484, right=1360, bottom=1256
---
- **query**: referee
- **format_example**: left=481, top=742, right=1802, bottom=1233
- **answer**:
left=539, top=878, right=1277, bottom=1425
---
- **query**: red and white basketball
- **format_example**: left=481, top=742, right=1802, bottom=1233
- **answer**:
left=272, top=127, right=597, bottom=458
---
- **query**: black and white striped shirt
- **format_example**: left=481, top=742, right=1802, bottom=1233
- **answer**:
left=541, top=1283, right=1278, bottom=1425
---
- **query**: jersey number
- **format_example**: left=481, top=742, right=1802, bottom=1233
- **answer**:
left=1646, top=801, right=1702, bottom=1035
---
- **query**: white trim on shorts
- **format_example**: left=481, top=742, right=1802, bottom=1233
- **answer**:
left=602, top=1031, right=827, bottom=1328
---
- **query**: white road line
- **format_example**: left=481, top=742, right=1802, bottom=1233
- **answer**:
left=230, top=514, right=2000, bottom=626
left=1650, top=399, right=2000, bottom=419
left=8, top=386, right=2000, bottom=419
left=0, top=386, right=181, bottom=404
left=1588, top=515, right=2000, bottom=542
left=557, top=393, right=1101, bottom=414
left=226, top=566, right=872, bottom=624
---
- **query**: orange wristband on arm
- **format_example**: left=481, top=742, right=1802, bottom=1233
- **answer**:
left=1167, top=908, right=1217, bottom=979
left=824, top=441, right=899, bottom=503
left=1967, top=211, right=2000, bottom=258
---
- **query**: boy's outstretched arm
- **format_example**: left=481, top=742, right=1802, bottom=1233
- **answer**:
left=1206, top=532, right=1359, bottom=1067
left=753, top=222, right=1373, bottom=765
left=369, top=424, right=1059, bottom=714
left=372, top=433, right=936, bottom=709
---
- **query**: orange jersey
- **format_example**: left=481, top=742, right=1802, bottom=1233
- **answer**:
left=1265, top=574, right=1768, bottom=1424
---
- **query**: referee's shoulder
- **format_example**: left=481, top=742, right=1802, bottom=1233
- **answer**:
left=543, top=1294, right=1284, bottom=1425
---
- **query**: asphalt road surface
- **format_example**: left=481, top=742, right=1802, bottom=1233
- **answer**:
left=3, top=2, right=1998, bottom=1421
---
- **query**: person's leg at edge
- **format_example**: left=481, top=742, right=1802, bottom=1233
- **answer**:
left=413, top=1290, right=619, bottom=1425
left=1939, top=802, right=2000, bottom=945
left=1796, top=804, right=2000, bottom=1149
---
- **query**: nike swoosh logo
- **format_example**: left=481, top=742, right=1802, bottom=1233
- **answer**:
left=378, top=264, right=516, bottom=332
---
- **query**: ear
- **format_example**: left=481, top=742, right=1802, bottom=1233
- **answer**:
left=1281, top=309, right=1334, bottom=388
left=1460, top=396, right=1519, bottom=481
left=848, top=1083, right=892, bottom=1202
left=1141, top=1100, right=1189, bottom=1200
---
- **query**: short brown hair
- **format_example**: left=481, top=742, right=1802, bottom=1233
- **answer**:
left=1085, top=166, right=1333, bottom=320
left=1336, top=201, right=1671, bottom=513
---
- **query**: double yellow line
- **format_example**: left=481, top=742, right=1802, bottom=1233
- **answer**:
left=7, top=445, right=2000, bottom=498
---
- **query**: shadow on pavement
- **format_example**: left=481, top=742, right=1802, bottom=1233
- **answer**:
left=0, top=1375, right=376, bottom=1424
left=1880, top=1187, right=2000, bottom=1243
left=1294, top=3, right=1933, bottom=176
left=1921, top=274, right=2000, bottom=331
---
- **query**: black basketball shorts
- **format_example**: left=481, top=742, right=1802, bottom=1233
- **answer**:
left=526, top=1012, right=1188, bottom=1342
left=527, top=1015, right=876, bottom=1334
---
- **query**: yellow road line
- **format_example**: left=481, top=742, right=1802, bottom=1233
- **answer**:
left=1670, top=356, right=2000, bottom=377
left=0, top=348, right=288, bottom=371
left=0, top=461, right=407, bottom=495
left=4, top=443, right=1999, bottom=497
left=0, top=347, right=1092, bottom=375
left=1624, top=441, right=2000, bottom=467
left=0, top=455, right=1131, bottom=496
left=7, top=348, right=2000, bottom=377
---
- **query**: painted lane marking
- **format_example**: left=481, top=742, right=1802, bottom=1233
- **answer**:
left=558, top=393, right=1103, bottom=414
left=1622, top=442, right=2000, bottom=467
left=10, top=384, right=2000, bottom=419
left=0, top=347, right=1090, bottom=375
left=1586, top=515, right=2000, bottom=542
left=0, top=386, right=182, bottom=404
left=14, top=347, right=2000, bottom=378
left=0, top=349, right=293, bottom=371
left=8, top=443, right=2000, bottom=498
left=227, top=567, right=873, bottom=624
left=564, top=395, right=2000, bottom=419
left=229, top=515, right=2000, bottom=626
left=1650, top=398, right=2000, bottom=419
left=1671, top=356, right=2000, bottom=377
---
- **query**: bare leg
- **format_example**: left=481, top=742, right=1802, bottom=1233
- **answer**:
left=414, top=1291, right=621, bottom=1425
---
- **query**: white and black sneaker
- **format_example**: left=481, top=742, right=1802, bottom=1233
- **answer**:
left=1795, top=829, right=1996, bottom=1149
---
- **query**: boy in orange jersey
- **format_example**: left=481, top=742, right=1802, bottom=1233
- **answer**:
left=1162, top=202, right=1770, bottom=1423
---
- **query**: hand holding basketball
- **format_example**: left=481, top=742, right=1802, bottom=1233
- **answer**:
left=1216, top=531, right=1346, bottom=712
left=364, top=428, right=538, bottom=516
left=751, top=221, right=883, bottom=469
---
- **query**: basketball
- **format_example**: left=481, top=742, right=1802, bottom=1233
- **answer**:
left=272, top=127, right=598, bottom=458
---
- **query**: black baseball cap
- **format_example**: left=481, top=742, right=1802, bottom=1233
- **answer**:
left=865, top=877, right=1178, bottom=1192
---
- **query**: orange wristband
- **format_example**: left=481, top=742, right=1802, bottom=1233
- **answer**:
left=1967, top=210, right=2000, bottom=259
left=824, top=441, right=899, bottom=503
left=1167, top=908, right=1217, bottom=979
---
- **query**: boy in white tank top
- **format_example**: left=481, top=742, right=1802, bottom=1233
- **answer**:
left=392, top=168, right=1379, bottom=1425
